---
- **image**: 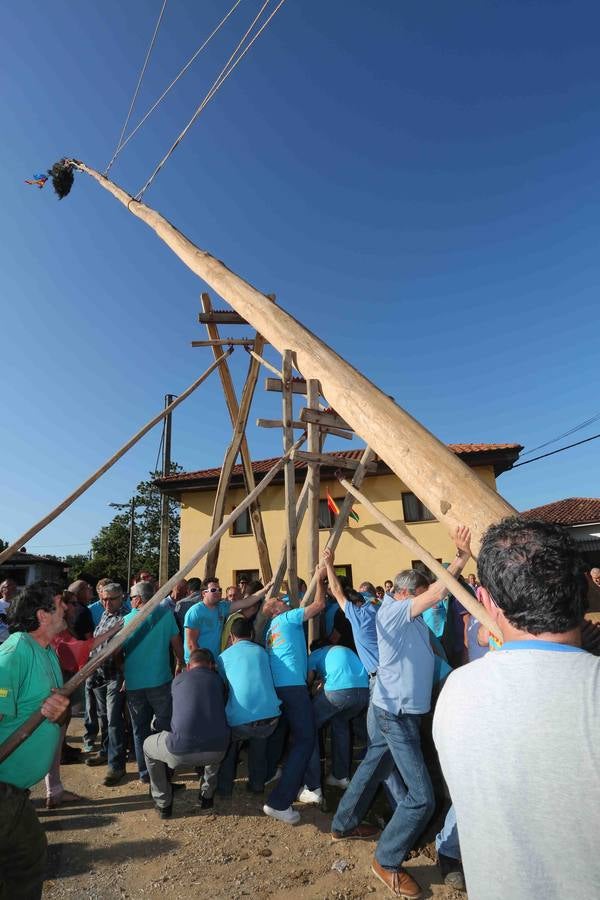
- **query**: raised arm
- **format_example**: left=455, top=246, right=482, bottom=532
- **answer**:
left=304, top=564, right=327, bottom=621
left=229, top=580, right=274, bottom=613
left=410, top=526, right=472, bottom=619
left=322, top=548, right=346, bottom=612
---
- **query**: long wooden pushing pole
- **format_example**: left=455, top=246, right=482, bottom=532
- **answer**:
left=0, top=350, right=233, bottom=568
left=0, top=434, right=306, bottom=765
left=66, top=161, right=517, bottom=554
left=337, top=475, right=502, bottom=639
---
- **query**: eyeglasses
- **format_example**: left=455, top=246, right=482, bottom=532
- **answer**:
left=205, top=587, right=222, bottom=593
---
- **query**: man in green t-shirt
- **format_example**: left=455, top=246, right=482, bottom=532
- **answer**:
left=0, top=582, right=71, bottom=900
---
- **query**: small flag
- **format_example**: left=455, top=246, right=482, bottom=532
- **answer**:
left=349, top=508, right=360, bottom=523
left=327, top=493, right=339, bottom=517
left=25, top=173, right=48, bottom=189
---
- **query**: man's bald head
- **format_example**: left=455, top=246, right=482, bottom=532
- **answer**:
left=68, top=579, right=94, bottom=604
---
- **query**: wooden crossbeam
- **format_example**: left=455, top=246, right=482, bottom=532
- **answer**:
left=292, top=450, right=377, bottom=473
left=266, top=377, right=320, bottom=395
left=200, top=292, right=272, bottom=581
left=256, top=418, right=353, bottom=440
left=300, top=407, right=353, bottom=432
left=198, top=311, right=248, bottom=325
left=192, top=338, right=256, bottom=347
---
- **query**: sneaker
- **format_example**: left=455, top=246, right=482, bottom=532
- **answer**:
left=157, top=804, right=172, bottom=820
left=438, top=853, right=466, bottom=891
left=103, top=769, right=125, bottom=787
left=82, top=741, right=96, bottom=753
left=263, top=804, right=301, bottom=825
left=264, top=766, right=282, bottom=786
left=331, top=823, right=380, bottom=842
left=326, top=774, right=350, bottom=789
left=297, top=785, right=323, bottom=804
left=85, top=752, right=108, bottom=767
left=370, top=858, right=422, bottom=899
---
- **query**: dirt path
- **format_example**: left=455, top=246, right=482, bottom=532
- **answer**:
left=32, top=722, right=463, bottom=900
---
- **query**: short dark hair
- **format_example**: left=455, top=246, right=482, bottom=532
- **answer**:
left=187, top=577, right=202, bottom=592
left=8, top=581, right=62, bottom=633
left=189, top=648, right=215, bottom=666
left=230, top=617, right=254, bottom=640
left=202, top=578, right=220, bottom=590
left=247, top=580, right=263, bottom=594
left=477, top=517, right=588, bottom=634
left=346, top=588, right=366, bottom=607
left=359, top=581, right=376, bottom=596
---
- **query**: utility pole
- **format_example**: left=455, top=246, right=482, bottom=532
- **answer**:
left=127, top=497, right=135, bottom=592
left=158, top=393, right=175, bottom=586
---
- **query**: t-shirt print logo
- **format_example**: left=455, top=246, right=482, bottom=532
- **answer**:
left=267, top=628, right=285, bottom=649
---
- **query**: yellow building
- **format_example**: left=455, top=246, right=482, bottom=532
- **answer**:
left=157, top=443, right=522, bottom=589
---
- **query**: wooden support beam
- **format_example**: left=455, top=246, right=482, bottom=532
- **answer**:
left=282, top=350, right=299, bottom=606
left=247, top=349, right=283, bottom=379
left=300, top=407, right=353, bottom=432
left=306, top=379, right=321, bottom=645
left=266, top=377, right=317, bottom=395
left=301, top=447, right=376, bottom=606
left=292, top=450, right=377, bottom=473
left=204, top=332, right=266, bottom=579
left=256, top=419, right=353, bottom=440
left=337, top=476, right=502, bottom=640
left=0, top=350, right=233, bottom=568
left=200, top=293, right=272, bottom=581
left=192, top=338, right=256, bottom=347
left=198, top=311, right=248, bottom=325
left=0, top=437, right=305, bottom=766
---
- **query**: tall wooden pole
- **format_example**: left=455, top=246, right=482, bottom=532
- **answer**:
left=306, top=379, right=321, bottom=644
left=282, top=350, right=299, bottom=605
left=67, top=161, right=518, bottom=552
left=158, top=393, right=175, bottom=585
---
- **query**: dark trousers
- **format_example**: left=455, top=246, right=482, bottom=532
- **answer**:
left=266, top=686, right=315, bottom=811
left=217, top=717, right=279, bottom=795
left=0, top=782, right=47, bottom=900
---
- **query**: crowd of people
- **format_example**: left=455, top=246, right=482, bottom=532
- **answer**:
left=1, top=517, right=599, bottom=900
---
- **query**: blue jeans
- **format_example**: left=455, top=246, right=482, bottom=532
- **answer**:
left=217, top=717, right=279, bottom=795
left=436, top=804, right=461, bottom=860
left=266, top=686, right=315, bottom=811
left=127, top=682, right=173, bottom=779
left=368, top=676, right=406, bottom=809
left=93, top=676, right=126, bottom=772
left=332, top=704, right=435, bottom=870
left=305, top=687, right=369, bottom=790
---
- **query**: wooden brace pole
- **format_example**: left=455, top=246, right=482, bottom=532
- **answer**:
left=337, top=475, right=502, bottom=639
left=0, top=434, right=305, bottom=765
left=0, top=350, right=233, bottom=568
left=282, top=350, right=299, bottom=605
left=306, top=378, right=321, bottom=644
left=68, top=162, right=518, bottom=552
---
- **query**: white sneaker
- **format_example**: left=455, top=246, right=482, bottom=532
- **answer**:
left=326, top=774, right=350, bottom=789
left=297, top=785, right=323, bottom=804
left=264, top=766, right=282, bottom=786
left=263, top=804, right=301, bottom=825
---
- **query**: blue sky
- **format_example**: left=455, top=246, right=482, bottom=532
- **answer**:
left=1, top=0, right=599, bottom=556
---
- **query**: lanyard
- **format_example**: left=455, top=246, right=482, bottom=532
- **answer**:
left=500, top=640, right=584, bottom=654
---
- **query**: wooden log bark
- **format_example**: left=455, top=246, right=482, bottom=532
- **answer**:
left=306, top=379, right=321, bottom=645
left=337, top=475, right=502, bottom=639
left=0, top=435, right=305, bottom=765
left=0, top=350, right=232, bottom=568
left=282, top=350, right=299, bottom=605
left=200, top=292, right=272, bottom=581
left=68, top=161, right=518, bottom=552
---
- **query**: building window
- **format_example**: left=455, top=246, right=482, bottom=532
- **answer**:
left=402, top=492, right=435, bottom=523
left=231, top=507, right=252, bottom=536
left=318, top=497, right=345, bottom=530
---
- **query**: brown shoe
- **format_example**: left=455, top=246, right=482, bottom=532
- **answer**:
left=371, top=859, right=422, bottom=898
left=331, top=823, right=380, bottom=842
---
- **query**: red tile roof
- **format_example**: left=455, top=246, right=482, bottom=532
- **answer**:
left=521, top=498, right=600, bottom=526
left=158, top=443, right=522, bottom=487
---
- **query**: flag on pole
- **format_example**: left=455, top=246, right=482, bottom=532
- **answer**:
left=327, top=492, right=359, bottom=524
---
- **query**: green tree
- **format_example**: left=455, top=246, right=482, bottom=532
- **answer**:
left=88, top=465, right=182, bottom=584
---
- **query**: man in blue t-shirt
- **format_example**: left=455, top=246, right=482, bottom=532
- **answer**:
left=121, top=581, right=184, bottom=782
left=183, top=578, right=267, bottom=662
left=217, top=617, right=281, bottom=795
left=331, top=526, right=472, bottom=900
left=261, top=570, right=326, bottom=825
left=300, top=643, right=369, bottom=801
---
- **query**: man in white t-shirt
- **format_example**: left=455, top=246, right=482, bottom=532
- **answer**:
left=434, top=517, right=600, bottom=900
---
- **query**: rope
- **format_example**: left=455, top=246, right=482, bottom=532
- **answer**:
left=106, top=0, right=244, bottom=170
left=105, top=0, right=169, bottom=175
left=135, top=0, right=288, bottom=199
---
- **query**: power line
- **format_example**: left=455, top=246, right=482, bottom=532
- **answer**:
left=136, top=0, right=288, bottom=199
left=106, top=0, right=244, bottom=169
left=520, top=410, right=600, bottom=457
left=511, top=430, right=600, bottom=468
left=105, top=0, right=169, bottom=174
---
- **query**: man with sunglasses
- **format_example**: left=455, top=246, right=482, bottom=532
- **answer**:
left=183, top=578, right=265, bottom=663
